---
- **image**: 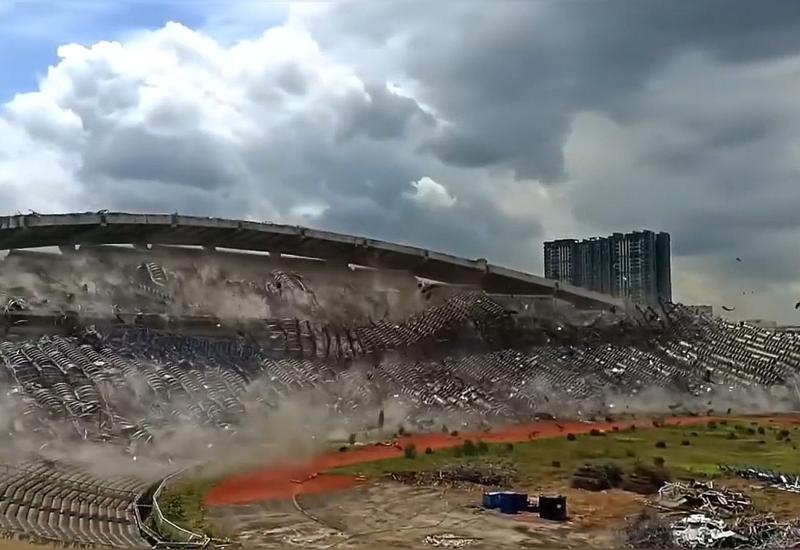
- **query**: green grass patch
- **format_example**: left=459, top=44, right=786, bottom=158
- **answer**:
left=329, top=424, right=800, bottom=483
left=157, top=474, right=228, bottom=540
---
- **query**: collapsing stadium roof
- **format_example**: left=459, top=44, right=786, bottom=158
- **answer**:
left=0, top=212, right=623, bottom=310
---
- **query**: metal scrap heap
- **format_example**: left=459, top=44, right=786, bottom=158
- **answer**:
left=626, top=481, right=800, bottom=549
left=721, top=465, right=800, bottom=494
left=657, top=481, right=753, bottom=518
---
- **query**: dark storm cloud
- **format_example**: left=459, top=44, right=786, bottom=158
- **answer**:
left=313, top=0, right=800, bottom=181
left=318, top=191, right=543, bottom=268
left=335, top=82, right=435, bottom=142
left=81, top=125, right=246, bottom=190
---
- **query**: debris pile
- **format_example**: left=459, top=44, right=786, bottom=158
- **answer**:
left=570, top=463, right=623, bottom=491
left=422, top=533, right=477, bottom=548
left=624, top=510, right=675, bottom=549
left=626, top=480, right=800, bottom=549
left=721, top=465, right=800, bottom=493
left=657, top=481, right=752, bottom=517
left=621, top=464, right=672, bottom=495
left=571, top=462, right=669, bottom=494
left=389, top=462, right=516, bottom=488
left=671, top=514, right=745, bottom=548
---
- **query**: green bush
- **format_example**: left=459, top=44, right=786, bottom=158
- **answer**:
left=461, top=439, right=478, bottom=456
left=403, top=443, right=417, bottom=459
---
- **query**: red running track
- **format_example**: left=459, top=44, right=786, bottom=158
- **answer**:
left=205, top=416, right=716, bottom=506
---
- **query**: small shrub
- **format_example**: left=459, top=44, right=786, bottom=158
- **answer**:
left=590, top=428, right=605, bottom=437
left=605, top=416, right=614, bottom=423
left=348, top=433, right=356, bottom=446
left=708, top=421, right=717, bottom=429
left=727, top=432, right=738, bottom=440
left=758, top=440, right=766, bottom=444
left=681, top=440, right=690, bottom=446
left=629, top=425, right=637, bottom=431
left=778, top=429, right=791, bottom=440
left=503, top=442, right=514, bottom=453
left=758, top=426, right=766, bottom=435
left=552, top=460, right=561, bottom=468
left=461, top=439, right=478, bottom=456
left=403, top=443, right=417, bottom=459
left=398, top=425, right=407, bottom=436
left=719, top=420, right=728, bottom=426
left=612, top=426, right=620, bottom=432
left=603, top=462, right=625, bottom=486
left=567, top=433, right=577, bottom=441
left=655, top=440, right=667, bottom=449
left=691, top=432, right=699, bottom=437
left=476, top=440, right=489, bottom=454
left=424, top=447, right=433, bottom=455
left=626, top=449, right=636, bottom=458
left=450, top=430, right=459, bottom=437
left=338, top=446, right=348, bottom=453
left=653, top=456, right=665, bottom=468
left=652, top=419, right=663, bottom=428
left=745, top=427, right=756, bottom=435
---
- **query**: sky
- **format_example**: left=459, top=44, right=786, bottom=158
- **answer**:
left=2, top=0, right=800, bottom=322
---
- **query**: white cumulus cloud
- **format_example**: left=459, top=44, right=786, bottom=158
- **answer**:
left=405, top=176, right=456, bottom=208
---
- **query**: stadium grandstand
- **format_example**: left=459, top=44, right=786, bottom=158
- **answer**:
left=0, top=212, right=799, bottom=548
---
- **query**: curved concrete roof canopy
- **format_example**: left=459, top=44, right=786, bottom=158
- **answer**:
left=0, top=212, right=622, bottom=309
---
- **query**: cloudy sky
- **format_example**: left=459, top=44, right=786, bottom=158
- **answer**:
left=2, top=0, right=800, bottom=321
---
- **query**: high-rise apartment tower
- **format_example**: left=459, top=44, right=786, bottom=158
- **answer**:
left=543, top=230, right=671, bottom=305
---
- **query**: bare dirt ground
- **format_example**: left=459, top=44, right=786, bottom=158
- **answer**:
left=210, top=480, right=624, bottom=550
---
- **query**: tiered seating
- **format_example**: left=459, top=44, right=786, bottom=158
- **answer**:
left=0, top=460, right=147, bottom=547
left=2, top=296, right=800, bottom=546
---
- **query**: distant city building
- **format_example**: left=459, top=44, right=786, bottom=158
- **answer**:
left=544, top=230, right=672, bottom=305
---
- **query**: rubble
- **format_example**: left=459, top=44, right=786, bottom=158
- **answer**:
left=671, top=514, right=745, bottom=548
left=657, top=481, right=752, bottom=517
left=624, top=510, right=675, bottom=549
left=422, top=533, right=477, bottom=548
left=389, top=462, right=516, bottom=488
left=624, top=479, right=800, bottom=549
left=721, top=464, right=800, bottom=493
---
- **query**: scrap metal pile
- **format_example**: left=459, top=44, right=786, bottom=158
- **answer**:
left=721, top=465, right=800, bottom=493
left=656, top=481, right=753, bottom=517
left=625, top=481, right=800, bottom=549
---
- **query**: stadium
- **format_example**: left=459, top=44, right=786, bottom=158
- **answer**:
left=1, top=212, right=800, bottom=549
